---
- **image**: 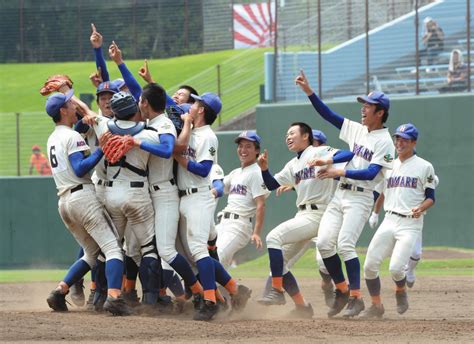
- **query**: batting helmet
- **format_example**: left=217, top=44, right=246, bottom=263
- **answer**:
left=110, top=91, right=138, bottom=120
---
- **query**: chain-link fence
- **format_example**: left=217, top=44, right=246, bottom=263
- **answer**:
left=0, top=0, right=472, bottom=176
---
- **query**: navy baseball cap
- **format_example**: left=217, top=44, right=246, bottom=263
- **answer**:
left=111, top=78, right=126, bottom=91
left=234, top=130, right=261, bottom=144
left=394, top=123, right=418, bottom=140
left=45, top=89, right=74, bottom=117
left=312, top=129, right=327, bottom=144
left=190, top=92, right=222, bottom=115
left=96, top=81, right=118, bottom=95
left=357, top=91, right=390, bottom=111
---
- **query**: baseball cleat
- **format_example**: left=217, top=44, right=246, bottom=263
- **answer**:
left=395, top=291, right=409, bottom=314
left=157, top=295, right=174, bottom=314
left=192, top=293, right=203, bottom=310
left=342, top=297, right=365, bottom=318
left=46, top=289, right=68, bottom=312
left=289, top=303, right=314, bottom=319
left=193, top=300, right=219, bottom=321
left=103, top=295, right=132, bottom=316
left=327, top=289, right=349, bottom=317
left=257, top=288, right=286, bottom=306
left=122, top=289, right=141, bottom=307
left=231, top=284, right=252, bottom=311
left=86, top=289, right=96, bottom=310
left=93, top=290, right=107, bottom=312
left=359, top=303, right=385, bottom=319
left=173, top=298, right=186, bottom=314
left=69, top=279, right=85, bottom=307
left=322, top=282, right=335, bottom=308
left=406, top=279, right=415, bottom=288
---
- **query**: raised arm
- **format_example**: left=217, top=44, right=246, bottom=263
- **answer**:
left=257, top=149, right=281, bottom=191
left=295, top=70, right=345, bottom=129
left=109, top=41, right=142, bottom=101
left=90, top=23, right=109, bottom=82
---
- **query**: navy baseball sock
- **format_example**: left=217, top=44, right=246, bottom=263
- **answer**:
left=322, top=254, right=346, bottom=285
left=268, top=248, right=284, bottom=277
left=139, top=256, right=161, bottom=302
left=125, top=255, right=138, bottom=281
left=91, top=262, right=97, bottom=284
left=212, top=257, right=232, bottom=286
left=63, top=259, right=91, bottom=287
left=168, top=273, right=185, bottom=297
left=344, top=257, right=361, bottom=291
left=161, top=269, right=174, bottom=290
left=169, top=253, right=198, bottom=287
left=394, top=277, right=407, bottom=290
left=105, top=258, right=124, bottom=290
left=365, top=277, right=381, bottom=297
left=282, top=271, right=299, bottom=296
left=196, top=257, right=217, bottom=303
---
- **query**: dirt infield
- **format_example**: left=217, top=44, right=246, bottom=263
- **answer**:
left=1, top=275, right=473, bottom=343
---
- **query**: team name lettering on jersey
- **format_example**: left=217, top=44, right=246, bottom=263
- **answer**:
left=353, top=143, right=373, bottom=162
left=294, top=166, right=315, bottom=185
left=387, top=175, right=418, bottom=189
left=183, top=146, right=197, bottom=159
left=229, top=184, right=248, bottom=196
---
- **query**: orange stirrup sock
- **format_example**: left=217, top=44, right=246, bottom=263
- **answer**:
left=396, top=285, right=406, bottom=293
left=291, top=292, right=306, bottom=306
left=350, top=289, right=362, bottom=299
left=216, top=289, right=226, bottom=303
left=190, top=281, right=204, bottom=295
left=121, top=275, right=127, bottom=290
left=203, top=289, right=217, bottom=304
left=160, top=288, right=167, bottom=297
left=108, top=288, right=121, bottom=298
left=335, top=281, right=348, bottom=293
left=125, top=279, right=136, bottom=292
left=371, top=295, right=382, bottom=305
left=224, top=278, right=238, bottom=295
left=272, top=277, right=283, bottom=292
left=91, top=281, right=97, bottom=290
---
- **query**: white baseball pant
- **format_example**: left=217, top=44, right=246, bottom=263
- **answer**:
left=364, top=213, right=423, bottom=281
left=317, top=189, right=373, bottom=261
left=58, top=184, right=122, bottom=267
left=216, top=216, right=253, bottom=270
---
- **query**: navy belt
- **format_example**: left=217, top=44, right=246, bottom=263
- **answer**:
left=70, top=185, right=83, bottom=193
left=178, top=186, right=211, bottom=197
left=152, top=179, right=176, bottom=191
left=104, top=181, right=145, bottom=188
left=223, top=212, right=252, bottom=223
left=339, top=183, right=365, bottom=192
left=298, top=203, right=318, bottom=211
left=387, top=211, right=415, bottom=219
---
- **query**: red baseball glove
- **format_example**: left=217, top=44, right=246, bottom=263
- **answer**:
left=102, top=135, right=135, bottom=164
left=40, top=75, right=74, bottom=96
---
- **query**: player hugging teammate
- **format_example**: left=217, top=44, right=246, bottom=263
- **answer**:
left=39, top=23, right=436, bottom=322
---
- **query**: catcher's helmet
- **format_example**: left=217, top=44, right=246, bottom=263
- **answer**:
left=110, top=91, right=138, bottom=120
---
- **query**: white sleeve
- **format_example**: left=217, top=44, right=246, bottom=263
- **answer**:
left=210, top=164, right=224, bottom=181
left=223, top=172, right=232, bottom=194
left=370, top=137, right=395, bottom=169
left=249, top=170, right=271, bottom=199
left=274, top=161, right=294, bottom=187
left=423, top=164, right=437, bottom=190
left=339, top=118, right=364, bottom=148
left=196, top=135, right=218, bottom=162
left=67, top=131, right=90, bottom=156
left=156, top=120, right=177, bottom=137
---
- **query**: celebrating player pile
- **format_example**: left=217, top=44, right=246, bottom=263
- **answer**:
left=39, top=23, right=437, bottom=322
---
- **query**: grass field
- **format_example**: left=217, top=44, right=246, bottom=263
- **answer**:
left=1, top=247, right=472, bottom=283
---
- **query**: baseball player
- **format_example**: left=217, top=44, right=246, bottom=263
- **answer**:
left=135, top=82, right=206, bottom=307
left=360, top=123, right=437, bottom=318
left=257, top=122, right=352, bottom=318
left=260, top=129, right=336, bottom=307
left=296, top=70, right=395, bottom=318
left=44, top=91, right=130, bottom=316
left=215, top=130, right=269, bottom=270
left=173, top=92, right=251, bottom=320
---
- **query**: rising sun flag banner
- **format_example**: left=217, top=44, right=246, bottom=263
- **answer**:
left=233, top=2, right=275, bottom=49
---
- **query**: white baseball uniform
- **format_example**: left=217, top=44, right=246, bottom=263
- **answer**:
left=216, top=162, right=270, bottom=269
left=317, top=119, right=395, bottom=261
left=364, top=155, right=437, bottom=281
left=267, top=145, right=338, bottom=274
left=146, top=114, right=180, bottom=267
left=47, top=125, right=122, bottom=268
left=178, top=125, right=218, bottom=262
left=103, top=120, right=158, bottom=260
left=209, top=163, right=225, bottom=243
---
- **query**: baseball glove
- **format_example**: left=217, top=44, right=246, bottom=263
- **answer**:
left=40, top=75, right=74, bottom=96
left=102, top=134, right=135, bottom=164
